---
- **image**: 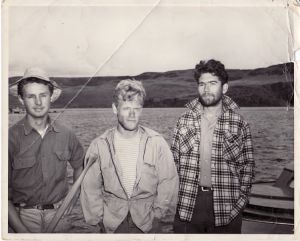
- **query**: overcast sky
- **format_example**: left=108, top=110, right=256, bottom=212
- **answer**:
left=6, top=0, right=291, bottom=77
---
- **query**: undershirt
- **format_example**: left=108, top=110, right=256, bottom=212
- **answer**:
left=114, top=130, right=140, bottom=198
left=199, top=106, right=222, bottom=187
left=37, top=124, right=49, bottom=138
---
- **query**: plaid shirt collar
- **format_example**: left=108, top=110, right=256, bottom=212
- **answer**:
left=185, top=95, right=239, bottom=115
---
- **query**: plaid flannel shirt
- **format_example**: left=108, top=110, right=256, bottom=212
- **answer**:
left=171, top=95, right=254, bottom=226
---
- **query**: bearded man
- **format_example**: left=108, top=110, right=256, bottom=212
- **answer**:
left=171, top=59, right=255, bottom=233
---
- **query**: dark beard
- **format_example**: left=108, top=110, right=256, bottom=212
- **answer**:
left=198, top=94, right=222, bottom=107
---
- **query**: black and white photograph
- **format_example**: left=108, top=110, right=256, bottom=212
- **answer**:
left=2, top=0, right=299, bottom=239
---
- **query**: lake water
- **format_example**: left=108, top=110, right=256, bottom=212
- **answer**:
left=9, top=107, right=293, bottom=182
left=8, top=107, right=294, bottom=233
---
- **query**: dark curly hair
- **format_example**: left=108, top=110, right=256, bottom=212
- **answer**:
left=194, top=59, right=228, bottom=85
left=18, top=77, right=54, bottom=98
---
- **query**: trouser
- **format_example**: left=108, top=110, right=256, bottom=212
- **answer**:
left=174, top=186, right=242, bottom=233
left=114, top=212, right=172, bottom=233
left=16, top=207, right=57, bottom=233
left=114, top=213, right=143, bottom=233
left=13, top=201, right=69, bottom=233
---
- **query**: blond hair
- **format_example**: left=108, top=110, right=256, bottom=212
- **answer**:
left=113, top=79, right=146, bottom=106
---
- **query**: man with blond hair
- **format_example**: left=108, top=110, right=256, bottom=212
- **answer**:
left=80, top=79, right=179, bottom=233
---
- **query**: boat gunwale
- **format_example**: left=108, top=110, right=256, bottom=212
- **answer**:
left=242, top=217, right=294, bottom=226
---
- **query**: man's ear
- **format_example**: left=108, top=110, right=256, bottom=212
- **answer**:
left=18, top=95, right=24, bottom=105
left=112, top=103, right=118, bottom=115
left=222, top=83, right=229, bottom=94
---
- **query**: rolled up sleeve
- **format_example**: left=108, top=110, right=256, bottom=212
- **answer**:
left=68, top=132, right=85, bottom=169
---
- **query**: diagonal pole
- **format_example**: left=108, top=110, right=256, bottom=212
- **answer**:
left=45, top=155, right=97, bottom=233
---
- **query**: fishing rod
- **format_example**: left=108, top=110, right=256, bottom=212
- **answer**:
left=45, top=155, right=97, bottom=233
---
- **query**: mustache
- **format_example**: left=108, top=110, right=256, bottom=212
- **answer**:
left=202, top=93, right=214, bottom=97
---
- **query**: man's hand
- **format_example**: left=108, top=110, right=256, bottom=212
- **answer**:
left=64, top=164, right=83, bottom=216
left=8, top=201, right=30, bottom=233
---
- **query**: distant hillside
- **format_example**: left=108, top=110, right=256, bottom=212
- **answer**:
left=9, top=63, right=294, bottom=108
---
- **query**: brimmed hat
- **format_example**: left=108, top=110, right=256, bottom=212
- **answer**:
left=9, top=67, right=62, bottom=102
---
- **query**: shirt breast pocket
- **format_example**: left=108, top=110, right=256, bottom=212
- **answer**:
left=12, top=155, right=37, bottom=189
left=179, top=127, right=198, bottom=154
left=55, top=150, right=71, bottom=181
left=223, top=130, right=242, bottom=160
left=223, top=131, right=242, bottom=176
left=12, top=155, right=36, bottom=169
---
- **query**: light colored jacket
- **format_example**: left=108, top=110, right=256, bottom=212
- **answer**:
left=80, top=126, right=179, bottom=233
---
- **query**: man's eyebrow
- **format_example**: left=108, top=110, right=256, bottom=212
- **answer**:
left=199, top=80, right=219, bottom=83
left=25, top=91, right=49, bottom=96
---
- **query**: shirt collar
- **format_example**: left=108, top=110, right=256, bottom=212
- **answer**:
left=20, top=116, right=61, bottom=135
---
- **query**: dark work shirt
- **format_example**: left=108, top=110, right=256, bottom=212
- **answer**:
left=9, top=117, right=84, bottom=206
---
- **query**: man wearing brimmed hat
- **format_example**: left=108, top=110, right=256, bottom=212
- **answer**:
left=8, top=67, right=84, bottom=233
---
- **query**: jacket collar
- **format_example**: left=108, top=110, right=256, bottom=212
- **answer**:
left=99, top=125, right=160, bottom=199
left=185, top=95, right=239, bottom=115
left=19, top=116, right=61, bottom=135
